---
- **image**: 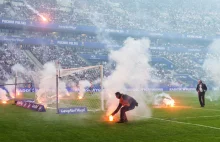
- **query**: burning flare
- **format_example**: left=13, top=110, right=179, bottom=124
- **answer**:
left=78, top=96, right=83, bottom=100
left=109, top=115, right=114, bottom=121
left=170, top=99, right=175, bottom=107
left=42, top=17, right=47, bottom=21
left=2, top=101, right=7, bottom=104
left=163, top=98, right=175, bottom=107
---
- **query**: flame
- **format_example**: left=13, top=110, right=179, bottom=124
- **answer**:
left=11, top=93, right=15, bottom=98
left=42, top=16, right=47, bottom=21
left=109, top=115, right=114, bottom=121
left=2, top=101, right=7, bottom=104
left=17, top=91, right=20, bottom=96
left=170, top=99, right=175, bottom=107
left=78, top=96, right=83, bottom=100
left=163, top=98, right=175, bottom=107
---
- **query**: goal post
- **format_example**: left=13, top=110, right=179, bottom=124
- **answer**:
left=0, top=79, right=32, bottom=103
left=56, top=65, right=104, bottom=113
left=100, top=65, right=104, bottom=111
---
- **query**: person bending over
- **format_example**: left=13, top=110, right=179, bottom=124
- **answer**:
left=111, top=92, right=138, bottom=123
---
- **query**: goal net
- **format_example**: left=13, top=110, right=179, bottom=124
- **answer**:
left=35, top=64, right=104, bottom=113
left=56, top=65, right=104, bottom=113
left=0, top=78, right=33, bottom=104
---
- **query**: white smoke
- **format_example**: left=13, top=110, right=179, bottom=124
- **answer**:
left=11, top=64, right=26, bottom=73
left=2, top=61, right=71, bottom=107
left=4, top=64, right=29, bottom=98
left=206, top=92, right=219, bottom=102
left=203, top=39, right=220, bottom=101
left=4, top=79, right=15, bottom=98
left=153, top=92, right=175, bottom=107
left=0, top=88, right=9, bottom=102
left=36, top=62, right=69, bottom=107
left=170, top=81, right=181, bottom=87
left=78, top=80, right=91, bottom=98
left=11, top=63, right=27, bottom=85
left=104, top=38, right=152, bottom=120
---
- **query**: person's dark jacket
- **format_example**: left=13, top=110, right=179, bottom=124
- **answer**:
left=111, top=94, right=138, bottom=116
left=196, top=83, right=207, bottom=93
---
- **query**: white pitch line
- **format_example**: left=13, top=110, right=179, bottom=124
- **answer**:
left=46, top=107, right=56, bottom=109
left=153, top=106, right=220, bottom=112
left=191, top=107, right=220, bottom=112
left=176, top=115, right=220, bottom=119
left=135, top=115, right=220, bottom=130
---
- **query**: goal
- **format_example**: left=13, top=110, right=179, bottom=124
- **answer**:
left=55, top=65, right=104, bottom=113
left=0, top=74, right=32, bottom=104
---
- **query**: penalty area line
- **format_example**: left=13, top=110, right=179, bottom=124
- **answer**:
left=134, top=115, right=220, bottom=130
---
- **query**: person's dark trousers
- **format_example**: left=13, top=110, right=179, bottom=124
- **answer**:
left=198, top=92, right=205, bottom=107
left=120, top=103, right=136, bottom=121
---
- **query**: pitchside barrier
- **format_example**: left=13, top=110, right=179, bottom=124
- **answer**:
left=14, top=99, right=87, bottom=114
left=15, top=99, right=46, bottom=112
left=58, top=107, right=87, bottom=114
left=19, top=87, right=220, bottom=92
left=17, top=87, right=207, bottom=93
left=0, top=81, right=44, bottom=112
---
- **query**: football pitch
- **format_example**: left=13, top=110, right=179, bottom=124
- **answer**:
left=1, top=91, right=220, bottom=142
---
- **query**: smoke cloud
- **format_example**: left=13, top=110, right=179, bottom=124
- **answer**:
left=104, top=38, right=152, bottom=120
left=4, top=79, right=15, bottom=98
left=36, top=62, right=69, bottom=107
left=78, top=80, right=91, bottom=98
left=4, top=63, right=27, bottom=98
left=203, top=39, right=220, bottom=101
left=0, top=88, right=9, bottom=102
left=203, top=40, right=220, bottom=85
left=153, top=92, right=175, bottom=107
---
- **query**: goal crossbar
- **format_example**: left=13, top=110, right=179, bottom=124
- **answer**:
left=0, top=82, right=32, bottom=86
left=58, top=65, right=102, bottom=78
left=0, top=80, right=32, bottom=103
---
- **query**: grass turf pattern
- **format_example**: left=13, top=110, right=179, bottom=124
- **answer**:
left=1, top=91, right=220, bottom=142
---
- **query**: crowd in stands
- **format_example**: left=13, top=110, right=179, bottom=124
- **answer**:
left=0, top=43, right=34, bottom=84
left=0, top=26, right=213, bottom=87
left=0, top=28, right=98, bottom=43
left=0, top=38, right=212, bottom=87
left=0, top=0, right=219, bottom=87
left=1, top=0, right=220, bottom=36
left=29, top=45, right=89, bottom=68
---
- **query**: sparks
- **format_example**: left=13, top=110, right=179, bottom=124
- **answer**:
left=109, top=115, right=114, bottom=121
left=163, top=98, right=175, bottom=107
left=2, top=101, right=7, bottom=104
left=78, top=96, right=83, bottom=99
left=170, top=99, right=175, bottom=107
left=42, top=16, right=47, bottom=22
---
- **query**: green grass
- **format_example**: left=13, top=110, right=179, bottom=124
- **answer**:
left=1, top=91, right=220, bottom=142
